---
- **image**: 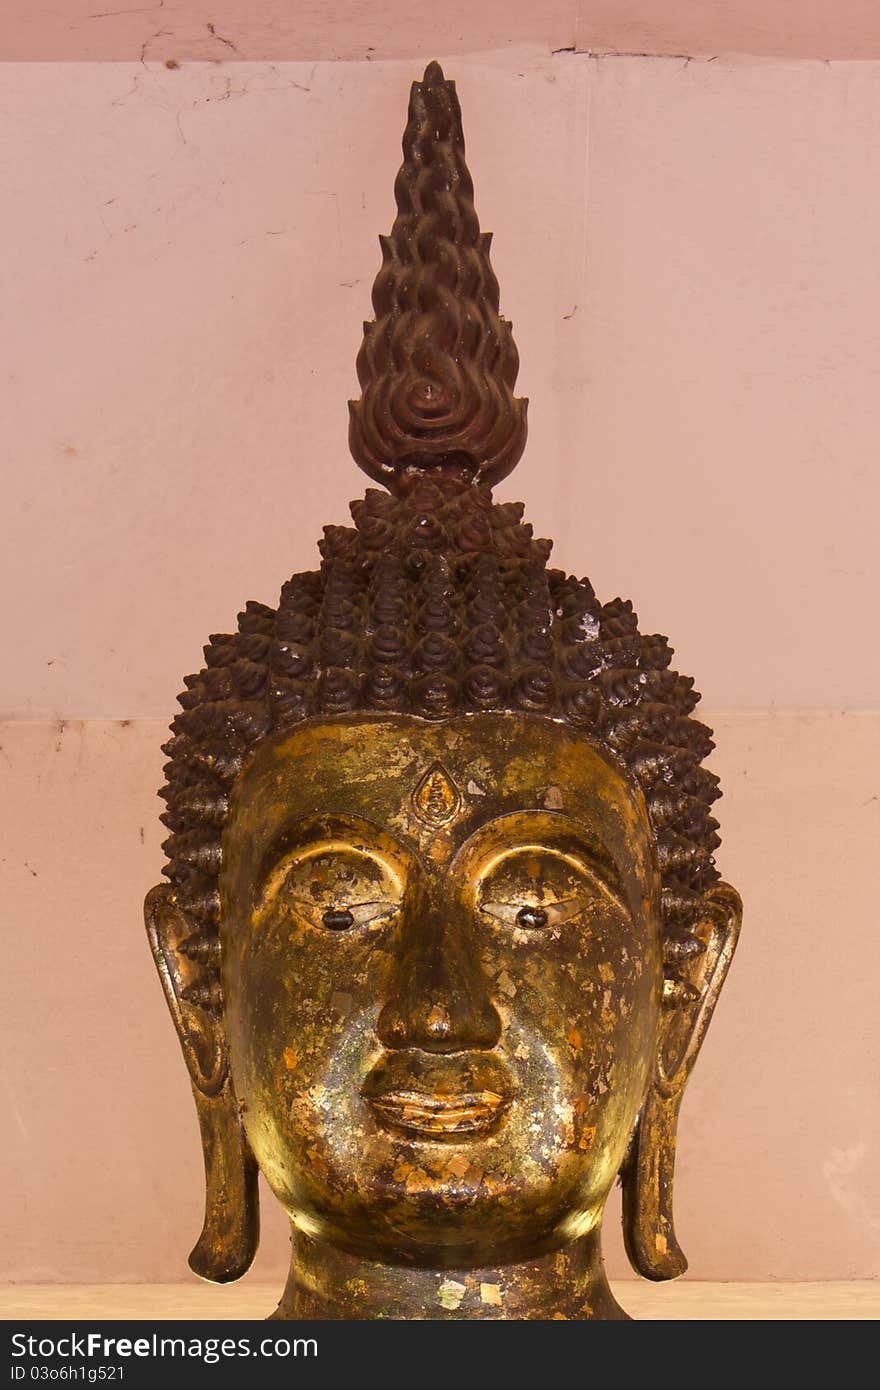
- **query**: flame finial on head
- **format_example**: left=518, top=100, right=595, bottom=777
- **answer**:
left=349, top=61, right=528, bottom=494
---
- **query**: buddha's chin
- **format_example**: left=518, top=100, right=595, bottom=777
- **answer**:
left=273, top=1143, right=608, bottom=1269
left=288, top=1197, right=603, bottom=1270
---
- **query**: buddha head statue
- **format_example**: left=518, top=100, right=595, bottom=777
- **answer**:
left=145, top=62, right=741, bottom=1321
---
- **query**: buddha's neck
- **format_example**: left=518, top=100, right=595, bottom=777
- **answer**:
left=272, top=1225, right=628, bottom=1320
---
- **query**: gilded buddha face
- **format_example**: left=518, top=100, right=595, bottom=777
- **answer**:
left=220, top=713, right=661, bottom=1267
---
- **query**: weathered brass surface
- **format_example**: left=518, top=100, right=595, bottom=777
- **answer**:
left=146, top=60, right=741, bottom=1319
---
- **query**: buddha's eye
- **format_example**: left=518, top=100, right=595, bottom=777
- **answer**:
left=477, top=847, right=609, bottom=932
left=259, top=844, right=404, bottom=935
left=311, top=901, right=397, bottom=932
left=481, top=898, right=584, bottom=930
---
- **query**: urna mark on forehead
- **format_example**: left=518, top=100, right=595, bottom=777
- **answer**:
left=220, top=712, right=659, bottom=909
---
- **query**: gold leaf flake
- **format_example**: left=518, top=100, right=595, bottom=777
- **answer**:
left=426, top=1002, right=450, bottom=1031
left=405, top=1168, right=430, bottom=1193
left=438, top=1279, right=467, bottom=1310
left=444, top=1154, right=471, bottom=1179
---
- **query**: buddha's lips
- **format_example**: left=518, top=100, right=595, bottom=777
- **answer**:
left=362, top=1050, right=514, bottom=1141
left=368, top=1088, right=510, bottom=1138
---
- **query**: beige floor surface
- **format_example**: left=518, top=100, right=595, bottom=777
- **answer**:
left=1, top=1282, right=876, bottom=1320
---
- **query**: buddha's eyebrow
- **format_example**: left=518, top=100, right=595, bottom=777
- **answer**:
left=253, top=836, right=405, bottom=925
left=571, top=857, right=630, bottom=917
left=255, top=817, right=409, bottom=894
left=470, top=820, right=632, bottom=916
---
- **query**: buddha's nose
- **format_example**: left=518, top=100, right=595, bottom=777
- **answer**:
left=377, top=897, right=501, bottom=1054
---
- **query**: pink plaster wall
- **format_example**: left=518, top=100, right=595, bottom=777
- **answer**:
left=5, top=1, right=880, bottom=61
left=2, top=44, right=879, bottom=1284
left=3, top=54, right=879, bottom=716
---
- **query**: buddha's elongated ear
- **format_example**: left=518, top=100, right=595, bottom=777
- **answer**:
left=621, top=882, right=741, bottom=1280
left=145, top=884, right=259, bottom=1282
